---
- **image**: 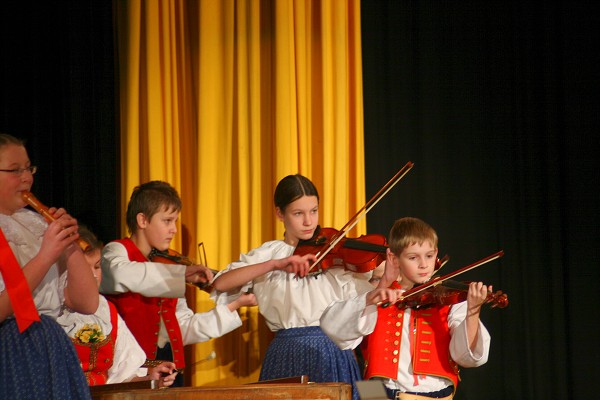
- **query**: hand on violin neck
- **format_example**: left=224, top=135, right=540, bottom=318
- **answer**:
left=368, top=287, right=405, bottom=307
left=466, top=281, right=492, bottom=312
left=185, top=264, right=214, bottom=284
left=274, top=253, right=317, bottom=278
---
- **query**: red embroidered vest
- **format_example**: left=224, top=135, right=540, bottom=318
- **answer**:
left=104, top=238, right=186, bottom=368
left=363, top=285, right=459, bottom=389
left=72, top=300, right=118, bottom=386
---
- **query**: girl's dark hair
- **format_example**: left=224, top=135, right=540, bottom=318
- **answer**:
left=273, top=174, right=319, bottom=212
left=126, top=181, right=182, bottom=234
left=78, top=224, right=104, bottom=253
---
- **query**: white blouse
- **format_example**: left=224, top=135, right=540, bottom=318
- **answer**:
left=56, top=295, right=148, bottom=384
left=0, top=209, right=64, bottom=319
left=210, top=240, right=374, bottom=332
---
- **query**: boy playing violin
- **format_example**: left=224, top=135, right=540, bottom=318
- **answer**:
left=319, top=217, right=491, bottom=400
left=100, top=180, right=256, bottom=386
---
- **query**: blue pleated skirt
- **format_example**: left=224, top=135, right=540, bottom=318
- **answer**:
left=0, top=315, right=92, bottom=399
left=259, top=326, right=361, bottom=400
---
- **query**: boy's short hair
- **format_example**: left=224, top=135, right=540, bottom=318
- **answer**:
left=388, top=217, right=438, bottom=255
left=126, top=181, right=182, bottom=234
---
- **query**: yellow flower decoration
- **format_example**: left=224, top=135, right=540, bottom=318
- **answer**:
left=75, top=323, right=106, bottom=344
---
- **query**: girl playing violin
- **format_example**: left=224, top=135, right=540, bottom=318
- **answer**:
left=319, top=217, right=492, bottom=400
left=211, top=174, right=374, bottom=400
left=0, top=133, right=98, bottom=399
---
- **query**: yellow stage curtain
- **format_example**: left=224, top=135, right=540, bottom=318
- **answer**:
left=116, top=0, right=365, bottom=386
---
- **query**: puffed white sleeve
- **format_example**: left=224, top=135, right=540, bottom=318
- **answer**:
left=448, top=301, right=491, bottom=367
left=106, top=313, right=149, bottom=383
left=320, top=292, right=378, bottom=350
left=175, top=298, right=242, bottom=345
left=100, top=241, right=186, bottom=298
left=210, top=242, right=282, bottom=305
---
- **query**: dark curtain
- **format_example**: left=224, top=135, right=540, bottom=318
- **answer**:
left=0, top=1, right=118, bottom=244
left=361, top=1, right=599, bottom=400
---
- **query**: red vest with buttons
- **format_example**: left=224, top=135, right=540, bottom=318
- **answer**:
left=363, top=283, right=459, bottom=389
left=104, top=238, right=186, bottom=368
left=72, top=300, right=118, bottom=386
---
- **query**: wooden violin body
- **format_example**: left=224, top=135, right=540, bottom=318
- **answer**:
left=295, top=227, right=388, bottom=273
left=295, top=225, right=448, bottom=274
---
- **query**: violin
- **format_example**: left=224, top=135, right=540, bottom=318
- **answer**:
left=21, top=191, right=90, bottom=252
left=148, top=247, right=218, bottom=293
left=392, top=279, right=508, bottom=310
left=382, top=250, right=508, bottom=310
left=295, top=226, right=388, bottom=273
left=297, top=162, right=414, bottom=274
left=295, top=225, right=451, bottom=274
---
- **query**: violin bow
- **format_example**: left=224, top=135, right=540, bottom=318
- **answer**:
left=394, top=250, right=504, bottom=303
left=308, top=161, right=414, bottom=273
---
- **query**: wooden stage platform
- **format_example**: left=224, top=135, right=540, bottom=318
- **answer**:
left=90, top=377, right=352, bottom=400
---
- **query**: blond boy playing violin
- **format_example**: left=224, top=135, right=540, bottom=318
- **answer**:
left=320, top=217, right=491, bottom=400
left=100, top=180, right=256, bottom=386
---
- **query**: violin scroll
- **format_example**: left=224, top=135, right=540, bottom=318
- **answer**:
left=486, top=289, right=509, bottom=308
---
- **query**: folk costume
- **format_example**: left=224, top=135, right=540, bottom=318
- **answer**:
left=211, top=240, right=374, bottom=400
left=0, top=209, right=91, bottom=399
left=57, top=295, right=148, bottom=385
left=100, top=238, right=242, bottom=369
left=320, top=285, right=490, bottom=399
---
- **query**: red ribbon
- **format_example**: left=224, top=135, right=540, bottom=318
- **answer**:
left=0, top=228, right=40, bottom=332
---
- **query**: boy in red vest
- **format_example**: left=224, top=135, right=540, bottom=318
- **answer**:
left=320, top=217, right=491, bottom=400
left=100, top=181, right=256, bottom=386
